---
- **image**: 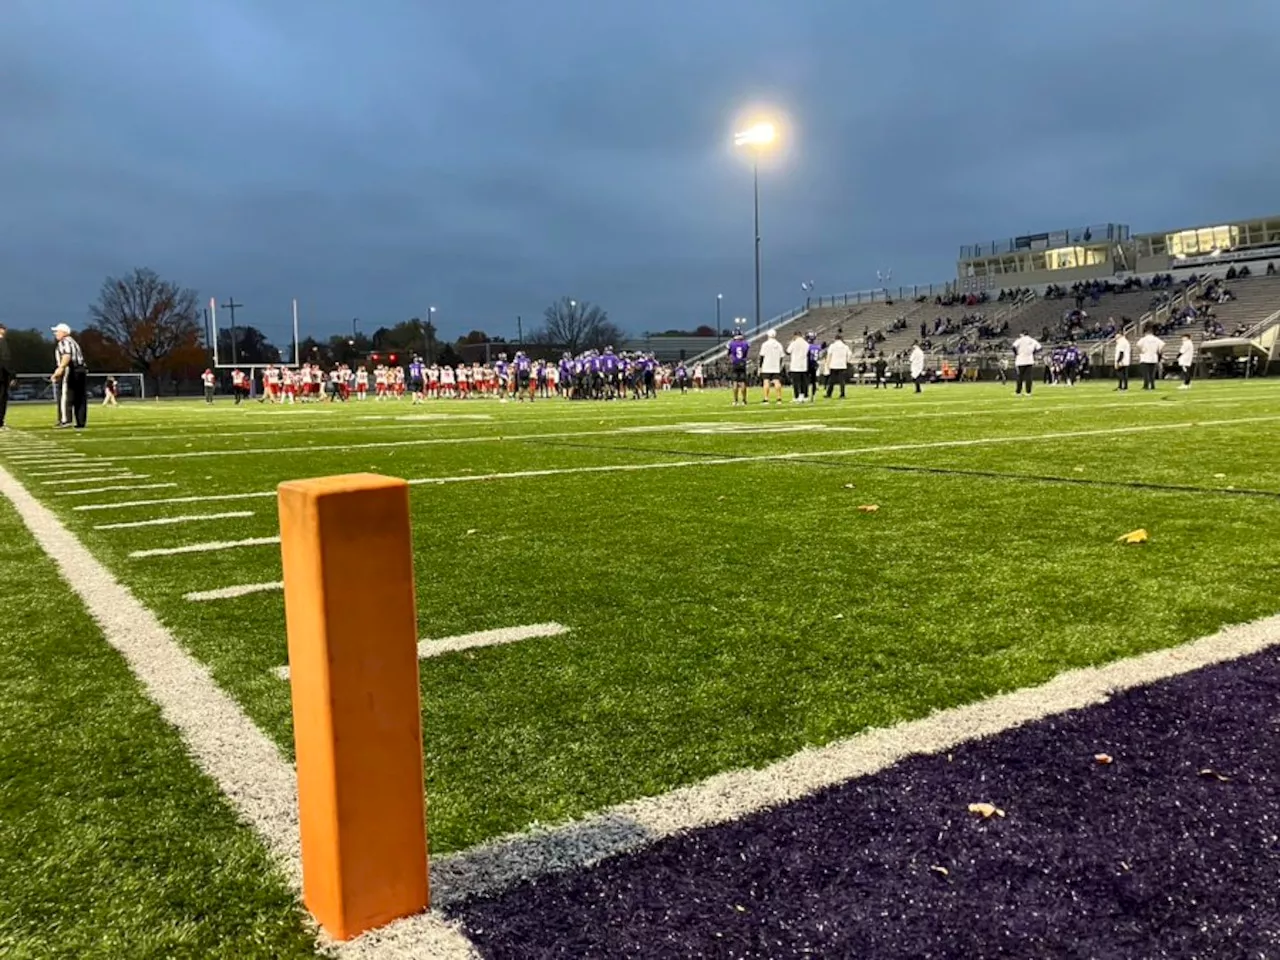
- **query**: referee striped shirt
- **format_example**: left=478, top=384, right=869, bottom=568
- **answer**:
left=55, top=336, right=85, bottom=368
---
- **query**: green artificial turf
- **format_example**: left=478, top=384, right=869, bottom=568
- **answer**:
left=0, top=497, right=321, bottom=958
left=4, top=379, right=1280, bottom=858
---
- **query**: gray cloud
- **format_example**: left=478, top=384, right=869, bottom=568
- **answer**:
left=2, top=0, right=1278, bottom=347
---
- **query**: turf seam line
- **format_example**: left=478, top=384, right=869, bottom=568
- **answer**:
left=860, top=463, right=1280, bottom=500
left=0, top=464, right=480, bottom=959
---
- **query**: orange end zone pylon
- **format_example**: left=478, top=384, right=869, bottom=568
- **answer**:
left=278, top=473, right=429, bottom=940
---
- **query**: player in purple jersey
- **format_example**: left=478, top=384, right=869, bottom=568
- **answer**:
left=727, top=332, right=750, bottom=405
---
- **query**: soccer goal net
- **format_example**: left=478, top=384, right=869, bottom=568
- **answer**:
left=11, top=372, right=147, bottom=402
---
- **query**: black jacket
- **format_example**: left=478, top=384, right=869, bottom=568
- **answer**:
left=0, top=335, right=10, bottom=369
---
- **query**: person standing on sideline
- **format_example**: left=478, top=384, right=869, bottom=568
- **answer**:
left=102, top=376, right=118, bottom=406
left=788, top=330, right=810, bottom=401
left=1012, top=330, right=1041, bottom=396
left=202, top=368, right=215, bottom=403
left=0, top=324, right=11, bottom=429
left=758, top=329, right=785, bottom=404
left=997, top=355, right=1008, bottom=385
left=909, top=341, right=926, bottom=393
left=727, top=331, right=751, bottom=406
left=1113, top=329, right=1131, bottom=392
left=873, top=353, right=888, bottom=388
left=1136, top=325, right=1164, bottom=391
left=1177, top=333, right=1195, bottom=389
left=825, top=331, right=851, bottom=398
left=51, top=323, right=87, bottom=429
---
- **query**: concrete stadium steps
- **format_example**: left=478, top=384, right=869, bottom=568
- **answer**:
left=1202, top=274, right=1280, bottom=332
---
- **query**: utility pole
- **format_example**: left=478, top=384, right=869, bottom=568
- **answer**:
left=517, top=315, right=523, bottom=351
left=221, top=297, right=243, bottom=364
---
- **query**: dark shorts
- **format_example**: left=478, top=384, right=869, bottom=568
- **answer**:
left=760, top=370, right=781, bottom=382
left=517, top=372, right=531, bottom=388
left=731, top=364, right=748, bottom=383
left=409, top=377, right=424, bottom=392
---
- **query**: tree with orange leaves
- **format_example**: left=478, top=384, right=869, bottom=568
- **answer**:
left=88, top=268, right=204, bottom=393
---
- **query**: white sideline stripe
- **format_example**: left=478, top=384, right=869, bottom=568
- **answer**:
left=130, top=536, right=280, bottom=558
left=67, top=413, right=1280, bottom=512
left=41, top=474, right=145, bottom=485
left=29, top=464, right=120, bottom=475
left=428, top=612, right=1280, bottom=908
left=95, top=511, right=256, bottom=530
left=273, top=622, right=570, bottom=680
left=0, top=470, right=479, bottom=956
left=185, top=580, right=283, bottom=602
left=55, top=482, right=177, bottom=497
left=7, top=456, right=89, bottom=463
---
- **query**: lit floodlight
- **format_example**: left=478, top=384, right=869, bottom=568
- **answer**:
left=734, top=122, right=777, bottom=148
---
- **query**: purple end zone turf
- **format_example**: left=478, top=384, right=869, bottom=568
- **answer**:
left=451, top=650, right=1280, bottom=958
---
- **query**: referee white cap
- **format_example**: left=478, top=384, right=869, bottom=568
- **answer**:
left=52, top=323, right=71, bottom=334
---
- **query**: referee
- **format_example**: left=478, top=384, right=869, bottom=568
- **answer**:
left=0, top=324, right=11, bottom=429
left=51, top=323, right=88, bottom=429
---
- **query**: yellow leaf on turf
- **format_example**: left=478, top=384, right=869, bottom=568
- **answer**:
left=858, top=504, right=879, bottom=513
left=967, top=802, right=1005, bottom=818
left=1116, top=528, right=1148, bottom=545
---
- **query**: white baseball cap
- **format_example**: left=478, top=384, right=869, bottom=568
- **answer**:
left=767, top=329, right=777, bottom=338
left=51, top=323, right=71, bottom=335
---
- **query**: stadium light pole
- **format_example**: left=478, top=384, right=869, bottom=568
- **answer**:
left=424, top=305, right=437, bottom=361
left=733, top=121, right=777, bottom=333
left=716, top=293, right=722, bottom=335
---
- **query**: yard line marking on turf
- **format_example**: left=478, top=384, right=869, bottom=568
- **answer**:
left=272, top=622, right=571, bottom=680
left=427, top=611, right=1280, bottom=909
left=0, top=467, right=479, bottom=957
left=94, top=511, right=256, bottom=530
left=28, top=464, right=120, bottom=475
left=185, top=580, right=283, bottom=602
left=66, top=414, right=1280, bottom=511
left=40, top=474, right=147, bottom=485
left=130, top=536, right=280, bottom=558
left=54, top=482, right=178, bottom=497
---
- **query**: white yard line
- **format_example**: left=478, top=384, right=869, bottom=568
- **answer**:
left=54, top=482, right=177, bottom=497
left=60, top=390, right=1280, bottom=451
left=0, top=465, right=479, bottom=958
left=41, top=474, right=146, bottom=485
left=130, top=536, right=280, bottom=558
left=28, top=464, right=120, bottom=475
left=95, top=511, right=256, bottom=530
left=185, top=580, right=283, bottom=602
left=67, top=413, right=1280, bottom=512
left=428, top=611, right=1280, bottom=908
left=273, top=622, right=570, bottom=679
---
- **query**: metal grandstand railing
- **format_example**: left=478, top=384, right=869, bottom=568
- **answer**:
left=684, top=305, right=810, bottom=366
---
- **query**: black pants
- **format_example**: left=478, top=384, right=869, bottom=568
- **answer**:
left=61, top=367, right=88, bottom=428
left=1016, top=365, right=1034, bottom=395
left=1141, top=362, right=1157, bottom=390
left=1181, top=366, right=1192, bottom=386
left=825, top=368, right=847, bottom=398
left=914, top=374, right=924, bottom=393
left=1116, top=366, right=1129, bottom=390
left=791, top=371, right=808, bottom=399
left=0, top=366, right=9, bottom=426
left=205, top=385, right=214, bottom=403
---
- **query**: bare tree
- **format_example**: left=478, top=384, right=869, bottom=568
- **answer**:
left=88, top=268, right=203, bottom=390
left=537, top=297, right=625, bottom=354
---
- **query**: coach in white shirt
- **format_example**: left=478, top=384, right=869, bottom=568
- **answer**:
left=1011, top=332, right=1041, bottom=396
left=1113, top=329, right=1131, bottom=392
left=788, top=331, right=811, bottom=401
left=1136, top=326, right=1164, bottom=391
left=825, top=332, right=852, bottom=399
left=909, top=342, right=926, bottom=394
left=1177, top=333, right=1195, bottom=389
left=758, top=329, right=785, bottom=404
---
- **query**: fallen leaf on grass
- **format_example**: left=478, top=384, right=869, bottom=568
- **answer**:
left=1116, top=528, right=1149, bottom=545
left=1214, top=473, right=1227, bottom=479
left=466, top=528, right=478, bottom=535
left=929, top=865, right=950, bottom=877
left=967, top=802, right=1005, bottom=819
left=1073, top=466, right=1084, bottom=473
left=1094, top=753, right=1113, bottom=765
left=833, top=613, right=844, bottom=620
left=717, top=495, right=726, bottom=501
left=1198, top=768, right=1231, bottom=782
left=858, top=504, right=880, bottom=513
left=843, top=483, right=855, bottom=489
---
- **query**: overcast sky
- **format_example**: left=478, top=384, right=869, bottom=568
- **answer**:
left=3, top=0, right=1278, bottom=346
